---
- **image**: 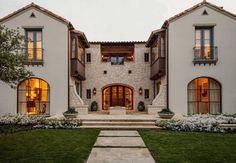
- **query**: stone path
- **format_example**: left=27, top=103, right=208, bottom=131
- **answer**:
left=87, top=130, right=156, bottom=163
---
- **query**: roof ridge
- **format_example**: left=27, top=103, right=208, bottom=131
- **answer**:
left=164, top=0, right=236, bottom=26
left=0, top=2, right=73, bottom=29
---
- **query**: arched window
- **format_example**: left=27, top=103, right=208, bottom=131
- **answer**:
left=188, top=77, right=221, bottom=115
left=18, top=78, right=50, bottom=115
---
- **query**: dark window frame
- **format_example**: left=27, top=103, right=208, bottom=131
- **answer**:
left=86, top=89, right=91, bottom=99
left=194, top=26, right=217, bottom=65
left=187, top=77, right=221, bottom=115
left=144, top=89, right=149, bottom=99
left=86, top=53, right=91, bottom=63
left=17, top=77, right=50, bottom=115
left=144, top=53, right=149, bottom=62
left=24, top=28, right=43, bottom=65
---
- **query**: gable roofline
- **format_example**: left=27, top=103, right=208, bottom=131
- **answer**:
left=0, top=2, right=74, bottom=29
left=162, top=0, right=236, bottom=28
left=147, top=1, right=236, bottom=46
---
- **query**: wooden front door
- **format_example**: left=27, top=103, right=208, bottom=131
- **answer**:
left=102, top=85, right=133, bottom=110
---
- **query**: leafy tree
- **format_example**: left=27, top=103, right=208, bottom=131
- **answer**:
left=0, top=25, right=33, bottom=88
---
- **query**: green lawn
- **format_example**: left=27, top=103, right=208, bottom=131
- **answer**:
left=139, top=130, right=236, bottom=163
left=0, top=128, right=99, bottom=163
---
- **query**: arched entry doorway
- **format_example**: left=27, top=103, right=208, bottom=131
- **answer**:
left=102, top=84, right=133, bottom=110
left=17, top=78, right=50, bottom=115
left=187, top=77, right=221, bottom=115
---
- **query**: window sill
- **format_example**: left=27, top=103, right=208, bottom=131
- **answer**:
left=26, top=61, right=44, bottom=66
left=193, top=60, right=218, bottom=66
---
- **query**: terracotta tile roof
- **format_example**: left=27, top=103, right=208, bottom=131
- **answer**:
left=89, top=41, right=146, bottom=46
left=0, top=3, right=73, bottom=29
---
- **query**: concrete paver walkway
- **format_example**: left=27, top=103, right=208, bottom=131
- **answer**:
left=87, top=130, right=156, bottom=163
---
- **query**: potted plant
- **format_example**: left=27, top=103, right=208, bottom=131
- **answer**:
left=158, top=108, right=175, bottom=119
left=63, top=107, right=78, bottom=118
left=137, top=101, right=145, bottom=112
left=90, top=101, right=98, bottom=111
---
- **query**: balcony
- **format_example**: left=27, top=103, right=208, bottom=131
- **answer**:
left=150, top=57, right=165, bottom=80
left=193, top=46, right=218, bottom=65
left=71, top=58, right=85, bottom=80
left=22, top=48, right=44, bottom=65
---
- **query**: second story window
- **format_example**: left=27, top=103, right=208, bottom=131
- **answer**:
left=194, top=27, right=217, bottom=65
left=111, top=56, right=125, bottom=65
left=144, top=53, right=149, bottom=62
left=25, top=29, right=43, bottom=65
left=86, top=53, right=91, bottom=63
left=101, top=43, right=134, bottom=65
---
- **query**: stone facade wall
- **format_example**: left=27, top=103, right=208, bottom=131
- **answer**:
left=82, top=43, right=153, bottom=111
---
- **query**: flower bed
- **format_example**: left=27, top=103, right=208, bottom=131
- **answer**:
left=0, top=114, right=81, bottom=130
left=156, top=114, right=236, bottom=133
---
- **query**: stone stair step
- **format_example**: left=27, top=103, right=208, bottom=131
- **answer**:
left=80, top=119, right=156, bottom=122
left=82, top=121, right=155, bottom=126
left=80, top=125, right=160, bottom=129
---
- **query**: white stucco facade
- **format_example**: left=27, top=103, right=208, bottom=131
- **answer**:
left=1, top=2, right=236, bottom=116
left=168, top=5, right=236, bottom=115
left=0, top=7, right=69, bottom=115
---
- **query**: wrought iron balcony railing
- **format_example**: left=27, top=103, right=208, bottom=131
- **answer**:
left=193, top=46, right=218, bottom=65
left=22, top=48, right=44, bottom=65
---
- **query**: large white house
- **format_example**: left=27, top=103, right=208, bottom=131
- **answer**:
left=0, top=1, right=236, bottom=116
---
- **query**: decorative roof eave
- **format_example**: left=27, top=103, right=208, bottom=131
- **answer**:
left=0, top=3, right=74, bottom=29
left=89, top=41, right=146, bottom=46
left=146, top=28, right=166, bottom=47
left=162, top=1, right=236, bottom=28
left=71, top=29, right=90, bottom=48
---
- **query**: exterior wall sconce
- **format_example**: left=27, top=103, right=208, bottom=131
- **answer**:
left=93, top=88, right=96, bottom=95
left=139, top=87, right=143, bottom=95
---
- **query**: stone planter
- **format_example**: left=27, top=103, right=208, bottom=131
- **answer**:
left=158, top=112, right=175, bottom=119
left=63, top=113, right=78, bottom=118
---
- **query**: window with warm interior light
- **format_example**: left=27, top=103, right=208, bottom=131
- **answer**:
left=194, top=27, right=217, bottom=64
left=18, top=78, right=50, bottom=115
left=188, top=77, right=221, bottom=115
left=25, top=29, right=43, bottom=65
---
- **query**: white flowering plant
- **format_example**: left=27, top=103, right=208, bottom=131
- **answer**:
left=156, top=114, right=236, bottom=133
left=0, top=114, right=81, bottom=129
